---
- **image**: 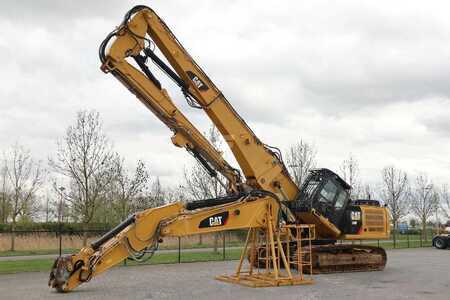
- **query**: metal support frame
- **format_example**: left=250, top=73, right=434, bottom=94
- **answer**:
left=216, top=208, right=315, bottom=287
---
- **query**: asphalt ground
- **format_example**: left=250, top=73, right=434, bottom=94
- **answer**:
left=0, top=248, right=448, bottom=300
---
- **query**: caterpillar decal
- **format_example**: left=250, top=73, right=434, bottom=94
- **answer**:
left=199, top=211, right=229, bottom=228
left=187, top=71, right=209, bottom=91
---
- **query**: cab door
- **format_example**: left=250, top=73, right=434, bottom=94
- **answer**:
left=316, top=179, right=339, bottom=219
left=316, top=178, right=349, bottom=230
left=330, top=189, right=349, bottom=230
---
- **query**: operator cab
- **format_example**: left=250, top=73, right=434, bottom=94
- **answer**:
left=289, top=168, right=351, bottom=232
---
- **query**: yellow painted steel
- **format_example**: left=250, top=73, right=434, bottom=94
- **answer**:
left=61, top=197, right=279, bottom=292
left=298, top=210, right=342, bottom=238
left=216, top=224, right=315, bottom=287
left=49, top=5, right=392, bottom=293
left=299, top=205, right=390, bottom=240
left=102, top=54, right=241, bottom=193
left=100, top=5, right=391, bottom=242
left=342, top=205, right=391, bottom=240
left=103, top=7, right=299, bottom=201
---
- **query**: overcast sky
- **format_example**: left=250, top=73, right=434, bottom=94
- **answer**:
left=1, top=0, right=449, bottom=190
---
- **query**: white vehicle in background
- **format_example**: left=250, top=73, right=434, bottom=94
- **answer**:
left=432, top=222, right=450, bottom=250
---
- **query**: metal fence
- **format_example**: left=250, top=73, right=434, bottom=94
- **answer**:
left=0, top=229, right=244, bottom=263
left=0, top=228, right=436, bottom=263
left=338, top=229, right=436, bottom=249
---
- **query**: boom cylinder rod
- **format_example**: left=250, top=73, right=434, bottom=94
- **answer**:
left=91, top=214, right=136, bottom=251
left=144, top=48, right=187, bottom=90
left=133, top=55, right=162, bottom=89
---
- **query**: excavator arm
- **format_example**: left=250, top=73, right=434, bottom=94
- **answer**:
left=49, top=193, right=280, bottom=292
left=99, top=6, right=243, bottom=193
left=100, top=5, right=299, bottom=201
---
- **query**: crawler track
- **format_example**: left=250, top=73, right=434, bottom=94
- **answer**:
left=303, top=244, right=386, bottom=274
left=250, top=244, right=387, bottom=274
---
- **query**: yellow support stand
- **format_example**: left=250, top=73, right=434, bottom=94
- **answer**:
left=216, top=209, right=315, bottom=287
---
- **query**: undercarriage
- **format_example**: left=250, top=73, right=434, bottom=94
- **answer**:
left=251, top=243, right=387, bottom=274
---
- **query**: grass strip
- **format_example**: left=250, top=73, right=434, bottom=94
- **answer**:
left=0, top=249, right=243, bottom=274
left=0, top=241, right=245, bottom=257
left=0, top=258, right=54, bottom=273
left=0, top=248, right=80, bottom=257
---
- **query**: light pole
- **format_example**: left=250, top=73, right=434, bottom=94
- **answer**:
left=433, top=192, right=440, bottom=234
left=58, top=186, right=65, bottom=257
left=423, top=185, right=433, bottom=241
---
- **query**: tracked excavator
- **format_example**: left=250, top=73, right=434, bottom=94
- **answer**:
left=49, top=5, right=390, bottom=292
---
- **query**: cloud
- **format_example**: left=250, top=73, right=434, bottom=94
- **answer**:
left=1, top=0, right=450, bottom=189
left=0, top=1, right=127, bottom=25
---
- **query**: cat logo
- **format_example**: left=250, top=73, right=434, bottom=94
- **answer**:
left=351, top=211, right=361, bottom=221
left=199, top=211, right=229, bottom=228
left=192, top=76, right=204, bottom=89
left=187, top=71, right=209, bottom=91
left=209, top=216, right=223, bottom=226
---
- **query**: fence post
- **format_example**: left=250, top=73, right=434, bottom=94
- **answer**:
left=222, top=233, right=226, bottom=260
left=393, top=231, right=396, bottom=249
left=123, top=229, right=127, bottom=267
left=377, top=239, right=380, bottom=248
left=9, top=227, right=13, bottom=252
left=407, top=232, right=410, bottom=248
left=178, top=236, right=181, bottom=263
left=420, top=230, right=423, bottom=247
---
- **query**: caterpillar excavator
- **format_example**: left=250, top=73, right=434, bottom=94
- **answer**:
left=49, top=5, right=390, bottom=292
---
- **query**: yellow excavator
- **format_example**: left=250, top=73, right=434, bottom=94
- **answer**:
left=49, top=5, right=390, bottom=292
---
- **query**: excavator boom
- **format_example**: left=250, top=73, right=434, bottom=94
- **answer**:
left=100, top=5, right=299, bottom=201
left=100, top=7, right=243, bottom=193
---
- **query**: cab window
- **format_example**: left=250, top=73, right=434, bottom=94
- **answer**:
left=319, top=180, right=338, bottom=204
left=335, top=191, right=347, bottom=208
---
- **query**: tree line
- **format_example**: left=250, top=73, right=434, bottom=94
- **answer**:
left=285, top=141, right=450, bottom=241
left=1, top=110, right=449, bottom=250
